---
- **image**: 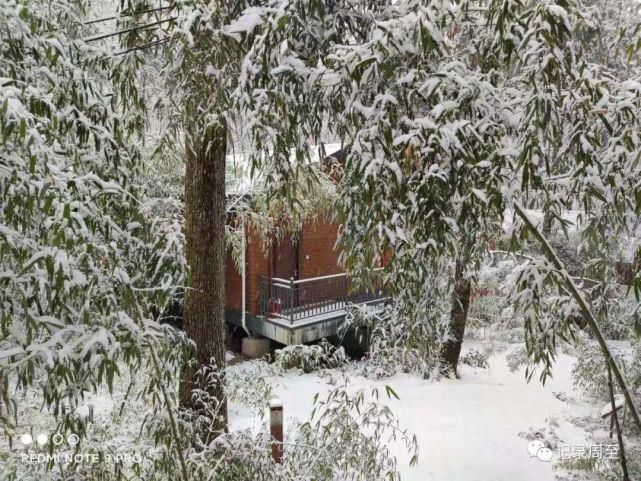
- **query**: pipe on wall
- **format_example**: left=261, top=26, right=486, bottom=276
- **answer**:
left=241, top=216, right=250, bottom=336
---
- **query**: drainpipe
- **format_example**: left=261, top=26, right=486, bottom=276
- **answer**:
left=241, top=216, right=250, bottom=336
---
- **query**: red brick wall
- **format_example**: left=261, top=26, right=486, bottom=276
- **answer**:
left=246, top=228, right=270, bottom=316
left=225, top=221, right=348, bottom=317
left=225, top=253, right=242, bottom=312
left=298, top=221, right=342, bottom=278
left=225, top=227, right=270, bottom=317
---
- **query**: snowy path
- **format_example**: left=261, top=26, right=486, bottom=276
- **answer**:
left=230, top=347, right=594, bottom=481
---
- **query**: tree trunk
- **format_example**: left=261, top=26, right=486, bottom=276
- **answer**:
left=0, top=373, right=4, bottom=418
left=542, top=210, right=553, bottom=236
left=442, top=258, right=471, bottom=377
left=607, top=363, right=629, bottom=481
left=179, top=120, right=228, bottom=436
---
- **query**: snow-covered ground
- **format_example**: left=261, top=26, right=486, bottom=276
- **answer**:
left=5, top=342, right=621, bottom=480
left=230, top=344, right=596, bottom=481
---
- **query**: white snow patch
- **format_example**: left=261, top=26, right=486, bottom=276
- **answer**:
left=230, top=345, right=594, bottom=481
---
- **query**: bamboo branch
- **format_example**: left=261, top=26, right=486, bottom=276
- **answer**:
left=132, top=302, right=189, bottom=481
left=0, top=373, right=4, bottom=418
left=607, top=363, right=629, bottom=481
left=513, top=202, right=641, bottom=431
left=147, top=345, right=190, bottom=481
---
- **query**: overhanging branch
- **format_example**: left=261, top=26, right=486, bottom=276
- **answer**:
left=513, top=202, right=641, bottom=431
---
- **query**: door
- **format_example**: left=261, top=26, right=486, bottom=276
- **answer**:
left=271, top=235, right=298, bottom=280
left=271, top=234, right=299, bottom=312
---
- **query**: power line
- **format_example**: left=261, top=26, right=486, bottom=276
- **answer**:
left=45, top=5, right=174, bottom=33
left=84, top=16, right=176, bottom=43
left=113, top=37, right=171, bottom=56
left=84, top=5, right=174, bottom=26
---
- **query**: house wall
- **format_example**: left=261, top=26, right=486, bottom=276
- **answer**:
left=225, top=227, right=270, bottom=317
left=225, top=253, right=242, bottom=312
left=246, top=228, right=270, bottom=316
left=225, top=221, right=346, bottom=318
left=298, top=221, right=342, bottom=278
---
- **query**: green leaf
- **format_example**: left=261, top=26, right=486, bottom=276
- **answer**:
left=385, top=385, right=400, bottom=400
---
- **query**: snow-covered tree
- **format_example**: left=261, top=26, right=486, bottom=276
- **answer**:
left=0, top=0, right=184, bottom=446
left=233, top=0, right=641, bottom=427
left=116, top=0, right=255, bottom=434
left=122, top=0, right=353, bottom=435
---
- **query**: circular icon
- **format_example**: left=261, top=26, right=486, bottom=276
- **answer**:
left=52, top=433, right=64, bottom=446
left=20, top=433, right=33, bottom=445
left=67, top=433, right=79, bottom=446
left=36, top=433, right=48, bottom=446
left=537, top=447, right=554, bottom=462
left=527, top=440, right=545, bottom=458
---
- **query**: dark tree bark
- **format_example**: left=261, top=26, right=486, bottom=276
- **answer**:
left=542, top=210, right=554, bottom=236
left=441, top=258, right=471, bottom=377
left=0, top=373, right=4, bottom=418
left=179, top=121, right=228, bottom=436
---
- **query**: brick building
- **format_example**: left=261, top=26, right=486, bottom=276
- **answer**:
left=224, top=148, right=386, bottom=347
left=225, top=219, right=342, bottom=319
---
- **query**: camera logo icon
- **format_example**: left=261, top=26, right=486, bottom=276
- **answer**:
left=19, top=432, right=79, bottom=447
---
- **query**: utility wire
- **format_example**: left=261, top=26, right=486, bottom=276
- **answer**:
left=84, top=5, right=174, bottom=26
left=45, top=5, right=174, bottom=33
left=84, top=16, right=176, bottom=43
left=113, top=37, right=171, bottom=56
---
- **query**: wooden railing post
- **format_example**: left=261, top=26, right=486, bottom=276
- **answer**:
left=289, top=277, right=295, bottom=324
left=270, top=397, right=283, bottom=463
left=257, top=270, right=386, bottom=322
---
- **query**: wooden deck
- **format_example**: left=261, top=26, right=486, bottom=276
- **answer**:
left=227, top=299, right=385, bottom=345
left=226, top=271, right=386, bottom=345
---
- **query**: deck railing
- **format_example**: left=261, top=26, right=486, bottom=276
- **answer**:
left=259, top=270, right=386, bottom=324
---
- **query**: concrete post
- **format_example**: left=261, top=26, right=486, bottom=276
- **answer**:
left=242, top=336, right=270, bottom=359
left=270, top=397, right=283, bottom=463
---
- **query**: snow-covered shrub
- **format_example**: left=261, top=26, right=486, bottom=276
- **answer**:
left=562, top=433, right=641, bottom=480
left=466, top=300, right=525, bottom=344
left=572, top=343, right=611, bottom=400
left=570, top=342, right=636, bottom=401
left=596, top=294, right=639, bottom=341
left=479, top=258, right=518, bottom=288
left=600, top=444, right=641, bottom=481
left=274, top=340, right=347, bottom=373
left=468, top=295, right=504, bottom=327
left=198, top=382, right=417, bottom=481
left=466, top=258, right=526, bottom=341
left=571, top=341, right=641, bottom=439
left=460, top=349, right=489, bottom=369
left=492, top=306, right=527, bottom=342
left=340, top=303, right=399, bottom=378
left=547, top=234, right=587, bottom=278
left=226, top=360, right=276, bottom=416
left=505, top=345, right=531, bottom=372
left=341, top=300, right=448, bottom=379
